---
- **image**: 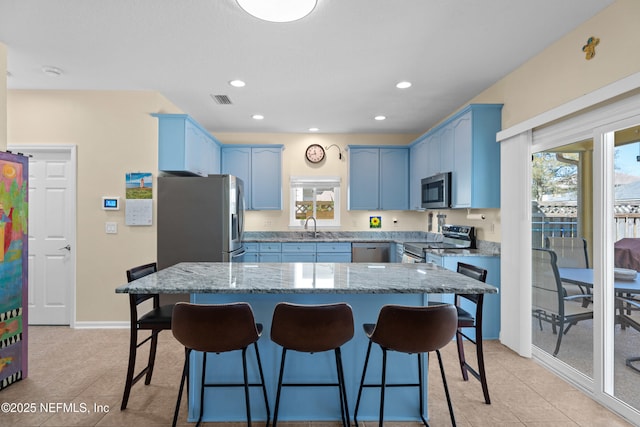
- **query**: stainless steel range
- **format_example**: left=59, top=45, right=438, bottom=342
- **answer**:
left=402, top=224, right=475, bottom=263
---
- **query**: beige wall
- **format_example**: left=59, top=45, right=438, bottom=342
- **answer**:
left=4, top=0, right=639, bottom=322
left=7, top=90, right=181, bottom=323
left=469, top=0, right=640, bottom=129
left=1, top=42, right=6, bottom=150
left=216, top=132, right=432, bottom=232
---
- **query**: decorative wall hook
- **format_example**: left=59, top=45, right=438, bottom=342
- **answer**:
left=582, top=36, right=600, bottom=60
left=324, top=144, right=344, bottom=159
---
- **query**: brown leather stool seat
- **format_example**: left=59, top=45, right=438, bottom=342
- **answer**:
left=121, top=262, right=174, bottom=411
left=270, top=302, right=354, bottom=427
left=354, top=303, right=458, bottom=427
left=171, top=302, right=269, bottom=427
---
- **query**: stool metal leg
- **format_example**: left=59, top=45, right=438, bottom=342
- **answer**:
left=273, top=348, right=287, bottom=427
left=241, top=347, right=252, bottom=426
left=354, top=340, right=372, bottom=427
left=172, top=348, right=191, bottom=427
left=196, top=352, right=207, bottom=427
left=417, top=353, right=428, bottom=426
left=253, top=342, right=271, bottom=426
left=436, top=349, right=456, bottom=427
left=379, top=347, right=387, bottom=427
left=334, top=347, right=350, bottom=427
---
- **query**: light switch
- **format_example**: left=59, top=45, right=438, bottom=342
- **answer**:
left=105, top=222, right=118, bottom=234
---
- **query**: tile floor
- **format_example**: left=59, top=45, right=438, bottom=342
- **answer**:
left=0, top=326, right=634, bottom=426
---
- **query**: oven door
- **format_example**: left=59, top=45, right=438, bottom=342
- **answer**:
left=402, top=251, right=424, bottom=263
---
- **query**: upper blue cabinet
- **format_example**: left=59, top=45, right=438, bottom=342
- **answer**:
left=153, top=114, right=221, bottom=177
left=409, top=104, right=503, bottom=209
left=221, top=145, right=283, bottom=210
left=348, top=146, right=409, bottom=210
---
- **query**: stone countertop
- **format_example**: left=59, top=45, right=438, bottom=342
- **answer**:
left=115, top=262, right=498, bottom=295
left=243, top=231, right=501, bottom=256
left=423, top=248, right=500, bottom=257
left=243, top=231, right=433, bottom=244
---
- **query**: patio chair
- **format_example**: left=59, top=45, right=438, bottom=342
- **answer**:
left=545, top=236, right=591, bottom=300
left=616, top=295, right=640, bottom=373
left=532, top=248, right=593, bottom=356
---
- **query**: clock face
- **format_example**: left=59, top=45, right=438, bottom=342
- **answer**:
left=305, top=144, right=325, bottom=163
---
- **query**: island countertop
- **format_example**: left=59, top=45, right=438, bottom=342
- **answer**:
left=115, top=262, right=498, bottom=295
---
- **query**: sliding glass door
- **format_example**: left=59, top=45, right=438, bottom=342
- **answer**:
left=530, top=119, right=640, bottom=417
left=611, top=125, right=640, bottom=411
left=531, top=140, right=594, bottom=379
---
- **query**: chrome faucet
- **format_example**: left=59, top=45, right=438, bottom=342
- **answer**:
left=304, top=216, right=317, bottom=238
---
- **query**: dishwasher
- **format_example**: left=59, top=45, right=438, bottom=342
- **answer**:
left=351, top=242, right=390, bottom=262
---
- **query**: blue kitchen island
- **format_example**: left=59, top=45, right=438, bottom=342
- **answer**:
left=116, top=261, right=498, bottom=423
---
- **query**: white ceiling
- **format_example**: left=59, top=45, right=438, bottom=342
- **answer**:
left=0, top=0, right=614, bottom=135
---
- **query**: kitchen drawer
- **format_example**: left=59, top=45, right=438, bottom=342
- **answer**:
left=259, top=243, right=282, bottom=252
left=282, top=253, right=316, bottom=262
left=282, top=242, right=317, bottom=253
left=259, top=253, right=281, bottom=262
left=316, top=242, right=351, bottom=253
left=244, top=242, right=259, bottom=253
left=317, top=253, right=352, bottom=263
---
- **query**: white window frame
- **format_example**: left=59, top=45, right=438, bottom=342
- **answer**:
left=289, top=176, right=341, bottom=228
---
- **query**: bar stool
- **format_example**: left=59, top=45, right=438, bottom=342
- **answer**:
left=171, top=302, right=270, bottom=427
left=455, top=262, right=491, bottom=404
left=354, top=303, right=458, bottom=427
left=121, top=262, right=174, bottom=410
left=270, top=302, right=354, bottom=427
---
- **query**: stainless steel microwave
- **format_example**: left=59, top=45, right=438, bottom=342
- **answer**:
left=421, top=172, right=452, bottom=209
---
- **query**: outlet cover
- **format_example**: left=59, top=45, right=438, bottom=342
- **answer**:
left=105, top=222, right=118, bottom=234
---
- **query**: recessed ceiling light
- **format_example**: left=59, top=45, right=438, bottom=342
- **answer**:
left=237, top=0, right=317, bottom=23
left=42, top=66, right=63, bottom=77
left=396, top=81, right=412, bottom=89
left=308, top=127, right=319, bottom=132
left=252, top=114, right=264, bottom=120
left=374, top=115, right=386, bottom=121
left=229, top=80, right=246, bottom=88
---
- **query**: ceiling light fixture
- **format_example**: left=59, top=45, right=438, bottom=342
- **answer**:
left=374, top=115, right=386, bottom=121
left=396, top=81, right=412, bottom=89
left=229, top=79, right=246, bottom=88
left=308, top=127, right=319, bottom=132
left=42, top=66, right=63, bottom=77
left=252, top=114, right=264, bottom=120
left=237, top=0, right=317, bottom=23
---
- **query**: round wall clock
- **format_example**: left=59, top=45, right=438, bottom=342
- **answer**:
left=305, top=144, right=325, bottom=163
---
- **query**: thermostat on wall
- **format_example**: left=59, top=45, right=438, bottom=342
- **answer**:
left=102, top=196, right=120, bottom=210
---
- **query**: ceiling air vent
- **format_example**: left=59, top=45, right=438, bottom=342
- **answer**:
left=210, top=94, right=232, bottom=105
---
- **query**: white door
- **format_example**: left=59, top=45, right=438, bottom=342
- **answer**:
left=9, top=145, right=76, bottom=325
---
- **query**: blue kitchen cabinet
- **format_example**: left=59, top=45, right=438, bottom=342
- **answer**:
left=451, top=105, right=502, bottom=208
left=281, top=242, right=316, bottom=262
left=258, top=242, right=282, bottom=262
left=221, top=145, right=283, bottom=210
left=409, top=137, right=429, bottom=210
left=380, top=148, right=409, bottom=210
left=407, top=104, right=502, bottom=210
left=243, top=242, right=259, bottom=263
left=316, top=242, right=352, bottom=262
left=153, top=113, right=221, bottom=176
left=348, top=147, right=379, bottom=210
left=439, top=125, right=454, bottom=175
left=348, top=146, right=409, bottom=210
left=427, top=254, right=501, bottom=340
left=251, top=147, right=282, bottom=210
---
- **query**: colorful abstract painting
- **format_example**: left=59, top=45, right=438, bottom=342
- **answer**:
left=0, top=152, right=28, bottom=390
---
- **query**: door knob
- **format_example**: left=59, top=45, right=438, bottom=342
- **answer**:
left=59, top=244, right=71, bottom=251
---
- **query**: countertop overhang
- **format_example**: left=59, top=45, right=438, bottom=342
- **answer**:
left=116, top=262, right=498, bottom=295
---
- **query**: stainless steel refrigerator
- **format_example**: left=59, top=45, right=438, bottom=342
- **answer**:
left=157, top=175, right=245, bottom=271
